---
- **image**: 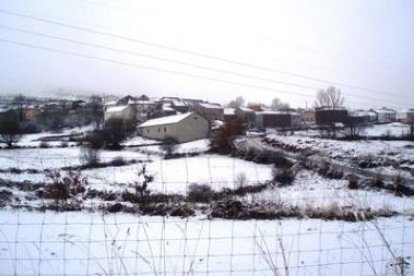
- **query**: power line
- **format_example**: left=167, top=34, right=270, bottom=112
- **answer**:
left=5, top=22, right=395, bottom=102
left=0, top=24, right=322, bottom=92
left=0, top=38, right=315, bottom=100
left=0, top=8, right=407, bottom=100
left=0, top=24, right=407, bottom=105
left=0, top=37, right=405, bottom=107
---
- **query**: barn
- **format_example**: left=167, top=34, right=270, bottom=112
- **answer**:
left=137, top=112, right=210, bottom=143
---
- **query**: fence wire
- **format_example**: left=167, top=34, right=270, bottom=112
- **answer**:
left=0, top=154, right=412, bottom=276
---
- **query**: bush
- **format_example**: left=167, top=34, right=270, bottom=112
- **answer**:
left=39, top=141, right=50, bottom=148
left=161, top=137, right=178, bottom=157
left=272, top=167, right=295, bottom=186
left=347, top=175, right=359, bottom=189
left=80, top=145, right=100, bottom=166
left=211, top=119, right=245, bottom=153
left=60, top=141, right=69, bottom=148
left=326, top=167, right=344, bottom=179
left=371, top=175, right=384, bottom=188
left=110, top=156, right=126, bottom=166
left=187, top=183, right=214, bottom=203
left=393, top=175, right=405, bottom=196
left=45, top=171, right=88, bottom=203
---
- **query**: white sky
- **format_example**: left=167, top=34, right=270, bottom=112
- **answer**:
left=0, top=0, right=413, bottom=109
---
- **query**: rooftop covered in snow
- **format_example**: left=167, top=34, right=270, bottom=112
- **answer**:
left=138, top=112, right=194, bottom=128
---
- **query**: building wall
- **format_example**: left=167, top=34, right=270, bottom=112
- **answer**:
left=104, top=106, right=132, bottom=121
left=139, top=124, right=179, bottom=141
left=315, top=109, right=348, bottom=125
left=377, top=112, right=397, bottom=123
left=196, top=107, right=224, bottom=121
left=177, top=113, right=210, bottom=142
left=257, top=113, right=296, bottom=129
left=139, top=113, right=209, bottom=143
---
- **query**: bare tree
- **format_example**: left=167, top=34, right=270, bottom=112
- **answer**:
left=271, top=97, right=290, bottom=110
left=227, top=96, right=245, bottom=108
left=0, top=111, right=22, bottom=147
left=315, top=86, right=345, bottom=108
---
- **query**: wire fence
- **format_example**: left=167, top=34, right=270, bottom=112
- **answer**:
left=0, top=154, right=413, bottom=275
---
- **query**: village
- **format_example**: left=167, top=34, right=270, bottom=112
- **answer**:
left=1, top=89, right=414, bottom=275
left=1, top=92, right=413, bottom=145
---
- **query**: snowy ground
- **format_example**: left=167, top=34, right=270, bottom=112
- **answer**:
left=239, top=170, right=414, bottom=214
left=1, top=129, right=413, bottom=275
left=83, top=154, right=272, bottom=194
left=9, top=125, right=95, bottom=148
left=292, top=122, right=412, bottom=138
left=265, top=133, right=414, bottom=178
left=0, top=210, right=412, bottom=276
left=0, top=147, right=148, bottom=170
left=364, top=122, right=412, bottom=137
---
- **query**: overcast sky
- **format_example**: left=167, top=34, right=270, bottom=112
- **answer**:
left=0, top=0, right=413, bottom=109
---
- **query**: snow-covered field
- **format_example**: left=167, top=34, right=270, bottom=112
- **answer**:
left=266, top=133, right=414, bottom=178
left=1, top=129, right=414, bottom=275
left=364, top=122, right=412, bottom=137
left=240, top=170, right=414, bottom=214
left=0, top=210, right=412, bottom=276
left=0, top=147, right=148, bottom=170
left=83, top=155, right=272, bottom=193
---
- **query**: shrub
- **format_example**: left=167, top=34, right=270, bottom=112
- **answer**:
left=326, top=167, right=344, bottom=179
left=110, top=156, right=126, bottom=166
left=371, top=175, right=384, bottom=188
left=187, top=183, right=213, bottom=203
left=39, top=141, right=50, bottom=148
left=393, top=175, right=405, bottom=196
left=10, top=168, right=22, bottom=174
left=80, top=145, right=100, bottom=166
left=272, top=167, right=295, bottom=186
left=134, top=164, right=154, bottom=204
left=161, top=137, right=178, bottom=157
left=347, top=175, right=359, bottom=189
left=60, top=141, right=69, bottom=148
left=211, top=118, right=245, bottom=154
left=45, top=171, right=88, bottom=203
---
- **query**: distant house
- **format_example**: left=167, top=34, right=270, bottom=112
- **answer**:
left=138, top=112, right=210, bottom=143
left=195, top=103, right=224, bottom=121
left=22, top=106, right=43, bottom=121
left=104, top=105, right=133, bottom=121
left=104, top=94, right=158, bottom=122
left=235, top=107, right=256, bottom=128
left=373, top=108, right=397, bottom=123
left=299, top=109, right=316, bottom=125
left=247, top=103, right=264, bottom=112
left=348, top=110, right=377, bottom=123
left=223, top=108, right=236, bottom=121
left=397, top=109, right=414, bottom=124
left=315, top=107, right=348, bottom=126
left=256, top=111, right=300, bottom=129
left=171, top=100, right=190, bottom=113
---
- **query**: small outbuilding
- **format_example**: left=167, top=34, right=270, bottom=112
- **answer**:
left=137, top=112, right=210, bottom=143
left=256, top=111, right=300, bottom=129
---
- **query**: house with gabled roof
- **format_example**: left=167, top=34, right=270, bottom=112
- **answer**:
left=137, top=112, right=209, bottom=143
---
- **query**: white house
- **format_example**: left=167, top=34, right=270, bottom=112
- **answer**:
left=373, top=108, right=397, bottom=123
left=137, top=112, right=210, bottom=143
left=398, top=109, right=414, bottom=123
left=104, top=105, right=132, bottom=121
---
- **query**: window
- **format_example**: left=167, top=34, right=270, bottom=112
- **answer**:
left=158, top=128, right=160, bottom=132
left=193, top=116, right=198, bottom=120
left=164, top=127, right=167, bottom=132
left=147, top=129, right=150, bottom=133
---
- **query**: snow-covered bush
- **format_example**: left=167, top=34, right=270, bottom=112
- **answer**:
left=187, top=183, right=213, bottom=203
